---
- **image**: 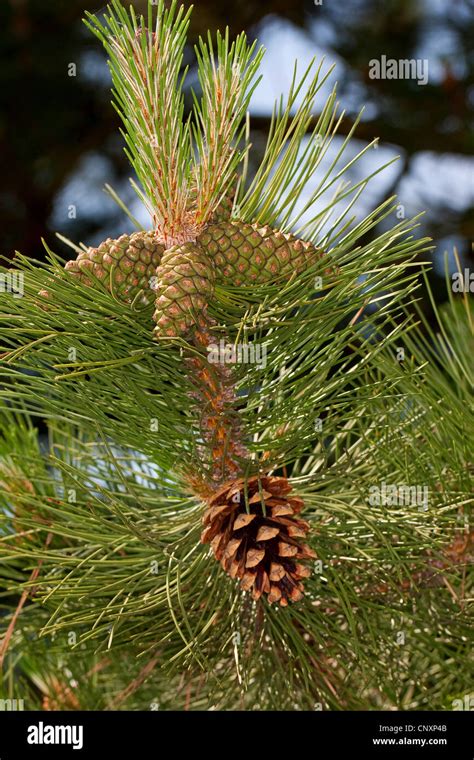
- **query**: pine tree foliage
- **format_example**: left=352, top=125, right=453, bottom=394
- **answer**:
left=0, top=1, right=472, bottom=711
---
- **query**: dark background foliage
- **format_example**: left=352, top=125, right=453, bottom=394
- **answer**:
left=1, top=0, right=473, bottom=309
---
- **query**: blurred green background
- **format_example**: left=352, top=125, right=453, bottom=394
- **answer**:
left=1, top=0, right=473, bottom=307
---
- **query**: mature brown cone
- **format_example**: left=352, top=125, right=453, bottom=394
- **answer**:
left=201, top=474, right=315, bottom=605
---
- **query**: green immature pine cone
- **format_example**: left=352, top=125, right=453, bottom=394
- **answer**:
left=63, top=231, right=165, bottom=306
left=152, top=242, right=216, bottom=337
left=199, top=220, right=325, bottom=287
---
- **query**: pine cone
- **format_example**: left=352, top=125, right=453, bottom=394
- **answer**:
left=152, top=242, right=215, bottom=337
left=201, top=474, right=315, bottom=606
left=198, top=220, right=326, bottom=287
left=63, top=231, right=165, bottom=305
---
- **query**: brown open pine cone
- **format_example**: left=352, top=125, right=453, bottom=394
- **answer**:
left=201, top=475, right=315, bottom=606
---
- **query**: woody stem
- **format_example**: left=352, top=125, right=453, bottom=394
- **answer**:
left=184, top=325, right=249, bottom=498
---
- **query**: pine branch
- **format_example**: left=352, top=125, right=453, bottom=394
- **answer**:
left=1, top=0, right=472, bottom=711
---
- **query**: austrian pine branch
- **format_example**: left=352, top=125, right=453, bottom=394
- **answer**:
left=1, top=0, right=471, bottom=712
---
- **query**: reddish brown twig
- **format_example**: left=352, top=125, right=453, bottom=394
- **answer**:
left=0, top=531, right=53, bottom=669
left=109, top=651, right=161, bottom=709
